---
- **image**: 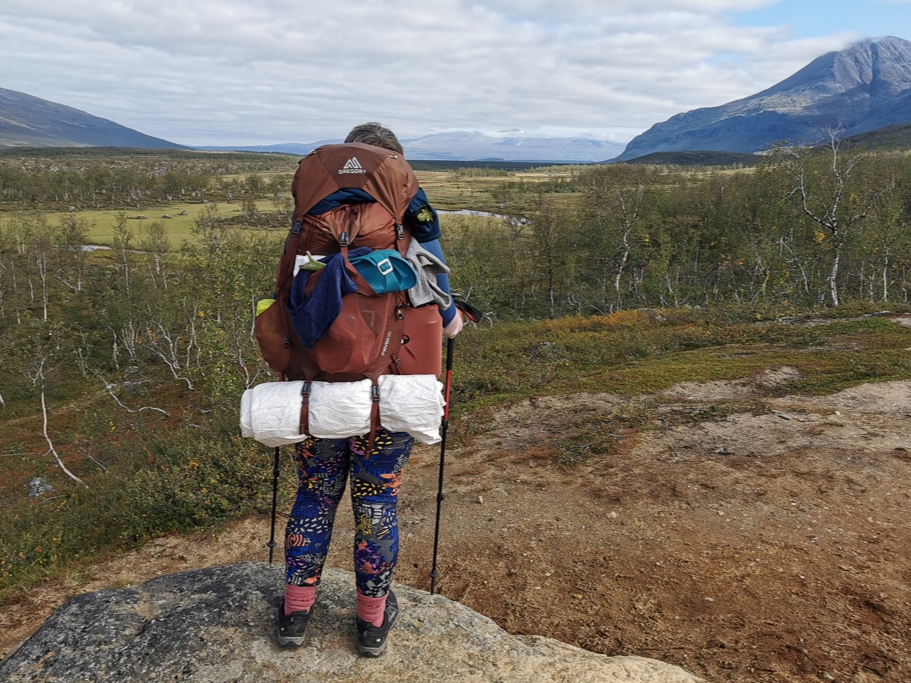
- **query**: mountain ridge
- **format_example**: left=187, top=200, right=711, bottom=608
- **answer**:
left=0, top=87, right=184, bottom=150
left=198, top=132, right=625, bottom=163
left=617, top=36, right=911, bottom=160
left=9, top=36, right=911, bottom=163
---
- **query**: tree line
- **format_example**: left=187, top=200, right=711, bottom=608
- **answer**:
left=443, top=140, right=911, bottom=318
left=0, top=151, right=296, bottom=209
left=0, top=206, right=281, bottom=421
left=3, top=139, right=911, bottom=421
left=0, top=196, right=288, bottom=587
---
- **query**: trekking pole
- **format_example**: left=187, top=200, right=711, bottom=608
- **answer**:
left=268, top=370, right=290, bottom=564
left=268, top=445, right=280, bottom=564
left=428, top=299, right=482, bottom=594
left=429, top=336, right=455, bottom=595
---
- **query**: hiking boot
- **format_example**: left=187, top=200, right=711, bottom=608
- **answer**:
left=276, top=598, right=311, bottom=646
left=356, top=590, right=398, bottom=657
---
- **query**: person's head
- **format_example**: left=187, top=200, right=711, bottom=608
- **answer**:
left=345, top=123, right=403, bottom=154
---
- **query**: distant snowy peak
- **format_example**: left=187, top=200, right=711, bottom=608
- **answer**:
left=402, top=132, right=624, bottom=162
left=617, top=36, right=911, bottom=160
left=200, top=133, right=625, bottom=163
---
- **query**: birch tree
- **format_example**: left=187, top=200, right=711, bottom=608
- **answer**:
left=780, top=130, right=869, bottom=306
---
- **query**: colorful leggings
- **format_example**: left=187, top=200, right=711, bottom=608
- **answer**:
left=284, top=429, right=414, bottom=598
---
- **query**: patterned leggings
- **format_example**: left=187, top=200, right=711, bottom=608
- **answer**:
left=284, top=429, right=414, bottom=598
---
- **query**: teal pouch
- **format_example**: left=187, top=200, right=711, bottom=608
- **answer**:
left=349, top=249, right=418, bottom=294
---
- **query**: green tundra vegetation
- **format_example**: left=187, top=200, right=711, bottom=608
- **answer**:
left=439, top=142, right=911, bottom=316
left=2, top=141, right=911, bottom=597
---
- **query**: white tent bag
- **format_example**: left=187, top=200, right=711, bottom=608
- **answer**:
left=240, top=375, right=444, bottom=447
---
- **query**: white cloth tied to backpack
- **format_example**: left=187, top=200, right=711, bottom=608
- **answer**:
left=240, top=381, right=309, bottom=447
left=377, top=375, right=445, bottom=444
left=240, top=376, right=445, bottom=446
left=310, top=380, right=373, bottom=438
left=405, top=239, right=452, bottom=310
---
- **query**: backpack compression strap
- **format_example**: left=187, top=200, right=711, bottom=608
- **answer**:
left=299, top=381, right=311, bottom=438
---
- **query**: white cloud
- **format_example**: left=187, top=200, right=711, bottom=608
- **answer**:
left=0, top=1, right=868, bottom=145
left=470, top=0, right=779, bottom=20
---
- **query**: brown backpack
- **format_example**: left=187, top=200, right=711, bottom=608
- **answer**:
left=254, top=143, right=442, bottom=443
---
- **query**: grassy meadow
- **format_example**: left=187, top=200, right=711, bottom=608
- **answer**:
left=42, top=165, right=548, bottom=246
left=74, top=199, right=293, bottom=246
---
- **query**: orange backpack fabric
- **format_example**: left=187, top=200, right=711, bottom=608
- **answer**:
left=254, top=143, right=442, bottom=442
left=256, top=142, right=420, bottom=379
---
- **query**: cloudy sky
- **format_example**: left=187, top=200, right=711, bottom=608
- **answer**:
left=1, top=0, right=909, bottom=146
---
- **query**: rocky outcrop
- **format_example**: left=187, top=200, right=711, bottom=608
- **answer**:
left=0, top=563, right=705, bottom=683
left=616, top=36, right=911, bottom=159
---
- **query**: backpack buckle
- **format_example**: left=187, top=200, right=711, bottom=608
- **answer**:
left=339, top=231, right=350, bottom=247
left=395, top=223, right=404, bottom=240
left=376, top=258, right=393, bottom=276
left=371, top=385, right=380, bottom=402
left=292, top=221, right=302, bottom=236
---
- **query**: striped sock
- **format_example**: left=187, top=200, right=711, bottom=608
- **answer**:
left=284, top=584, right=317, bottom=616
left=356, top=591, right=387, bottom=628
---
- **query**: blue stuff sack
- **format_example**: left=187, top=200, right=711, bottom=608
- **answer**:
left=349, top=249, right=418, bottom=294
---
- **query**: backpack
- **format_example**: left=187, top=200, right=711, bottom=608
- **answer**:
left=254, top=143, right=442, bottom=444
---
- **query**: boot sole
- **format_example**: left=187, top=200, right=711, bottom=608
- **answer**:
left=357, top=641, right=388, bottom=657
left=277, top=633, right=306, bottom=646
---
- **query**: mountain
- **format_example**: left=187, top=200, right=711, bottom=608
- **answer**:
left=622, top=151, right=759, bottom=167
left=199, top=132, right=624, bottom=163
left=195, top=140, right=341, bottom=155
left=616, top=36, right=911, bottom=161
left=843, top=120, right=911, bottom=150
left=0, top=87, right=184, bottom=150
left=402, top=131, right=623, bottom=162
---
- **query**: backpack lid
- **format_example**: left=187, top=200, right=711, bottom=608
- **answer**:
left=293, top=143, right=420, bottom=223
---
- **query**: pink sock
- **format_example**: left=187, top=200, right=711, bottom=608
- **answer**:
left=356, top=591, right=387, bottom=628
left=284, top=584, right=317, bottom=616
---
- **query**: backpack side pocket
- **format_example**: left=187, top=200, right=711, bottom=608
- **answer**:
left=254, top=298, right=293, bottom=376
left=397, top=305, right=443, bottom=377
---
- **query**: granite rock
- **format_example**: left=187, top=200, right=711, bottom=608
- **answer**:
left=0, top=562, right=705, bottom=683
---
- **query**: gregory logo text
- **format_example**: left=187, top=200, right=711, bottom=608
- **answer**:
left=338, top=157, right=367, bottom=175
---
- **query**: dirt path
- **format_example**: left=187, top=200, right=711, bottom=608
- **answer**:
left=3, top=372, right=911, bottom=682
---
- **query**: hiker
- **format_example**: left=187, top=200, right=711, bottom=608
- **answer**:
left=276, top=123, right=463, bottom=656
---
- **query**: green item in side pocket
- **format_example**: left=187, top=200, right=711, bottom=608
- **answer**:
left=256, top=299, right=276, bottom=316
left=349, top=249, right=418, bottom=294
